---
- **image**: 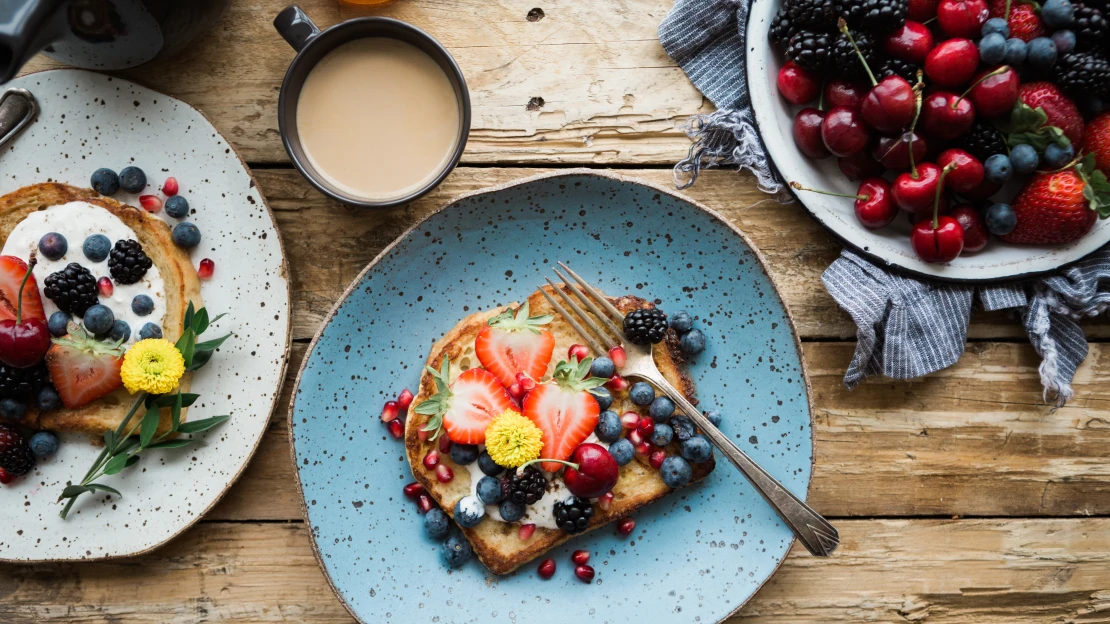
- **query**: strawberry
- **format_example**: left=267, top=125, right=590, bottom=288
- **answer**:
left=990, top=0, right=1044, bottom=40
left=474, top=302, right=555, bottom=388
left=45, top=325, right=124, bottom=409
left=1082, top=111, right=1110, bottom=174
left=0, top=256, right=45, bottom=322
left=1018, top=82, right=1084, bottom=147
left=1003, top=156, right=1109, bottom=244
left=522, top=357, right=607, bottom=472
left=414, top=358, right=514, bottom=444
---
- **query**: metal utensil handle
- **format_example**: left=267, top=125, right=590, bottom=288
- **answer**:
left=643, top=372, right=840, bottom=557
left=0, top=88, right=37, bottom=150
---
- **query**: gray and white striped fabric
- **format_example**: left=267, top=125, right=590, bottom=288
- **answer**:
left=659, top=0, right=1110, bottom=405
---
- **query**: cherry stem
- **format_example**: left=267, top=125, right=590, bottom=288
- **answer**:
left=14, top=253, right=35, bottom=325
left=953, top=66, right=1010, bottom=107
left=519, top=458, right=579, bottom=472
left=1005, top=0, right=1012, bottom=20
left=908, top=71, right=925, bottom=177
left=790, top=181, right=867, bottom=201
left=838, top=18, right=877, bottom=87
left=932, top=162, right=958, bottom=230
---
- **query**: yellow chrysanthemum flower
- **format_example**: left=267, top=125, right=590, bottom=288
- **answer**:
left=121, top=338, right=186, bottom=395
left=484, top=410, right=543, bottom=468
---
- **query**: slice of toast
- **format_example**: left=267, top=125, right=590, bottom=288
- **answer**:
left=404, top=284, right=714, bottom=575
left=0, top=183, right=202, bottom=437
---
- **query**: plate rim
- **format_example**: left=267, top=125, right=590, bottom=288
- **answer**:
left=0, top=68, right=293, bottom=563
left=286, top=168, right=816, bottom=623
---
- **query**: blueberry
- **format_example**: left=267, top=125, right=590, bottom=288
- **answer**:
left=648, top=396, right=675, bottom=422
left=668, top=310, right=694, bottom=333
left=1052, top=29, right=1077, bottom=54
left=36, top=386, right=61, bottom=412
left=1041, top=0, right=1075, bottom=29
left=424, top=508, right=450, bottom=539
left=608, top=438, right=634, bottom=465
left=589, top=356, right=615, bottom=379
left=38, top=232, right=67, bottom=260
left=650, top=423, right=674, bottom=447
left=595, top=410, right=622, bottom=442
left=29, top=431, right=58, bottom=458
left=978, top=32, right=1007, bottom=65
left=48, top=311, right=70, bottom=337
left=660, top=456, right=693, bottom=488
left=982, top=16, right=1010, bottom=37
left=440, top=531, right=473, bottom=568
left=164, top=195, right=190, bottom=218
left=118, top=166, right=147, bottom=193
left=1026, top=37, right=1058, bottom=71
left=82, top=304, right=114, bottom=336
left=0, top=398, right=25, bottom=421
left=90, top=168, right=120, bottom=195
left=629, top=382, right=655, bottom=406
left=1003, top=38, right=1028, bottom=65
left=107, top=320, right=130, bottom=343
left=172, top=222, right=202, bottom=249
left=82, top=234, right=112, bottom=262
left=449, top=443, right=479, bottom=465
left=1044, top=142, right=1075, bottom=169
left=477, top=451, right=504, bottom=477
left=476, top=475, right=504, bottom=505
left=453, top=495, right=485, bottom=528
left=984, top=154, right=1013, bottom=184
left=1010, top=143, right=1039, bottom=175
left=139, top=323, right=162, bottom=340
left=680, top=434, right=713, bottom=463
left=589, top=386, right=613, bottom=411
left=985, top=203, right=1018, bottom=236
left=670, top=415, right=696, bottom=441
left=499, top=500, right=525, bottom=522
left=131, top=294, right=155, bottom=316
left=704, top=409, right=722, bottom=427
left=679, top=328, right=706, bottom=355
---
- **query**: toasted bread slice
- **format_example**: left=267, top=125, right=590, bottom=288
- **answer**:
left=405, top=285, right=714, bottom=575
left=0, top=183, right=202, bottom=437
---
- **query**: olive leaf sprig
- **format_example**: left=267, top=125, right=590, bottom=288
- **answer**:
left=58, top=303, right=232, bottom=520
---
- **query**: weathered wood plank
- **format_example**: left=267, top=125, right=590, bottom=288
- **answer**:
left=22, top=0, right=708, bottom=165
left=1, top=519, right=1106, bottom=623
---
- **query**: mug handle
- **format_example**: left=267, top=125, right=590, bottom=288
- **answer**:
left=274, top=5, right=321, bottom=52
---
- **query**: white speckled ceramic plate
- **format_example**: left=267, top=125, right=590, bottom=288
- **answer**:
left=0, top=69, right=291, bottom=561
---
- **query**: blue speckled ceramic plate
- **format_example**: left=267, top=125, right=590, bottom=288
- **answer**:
left=289, top=170, right=813, bottom=623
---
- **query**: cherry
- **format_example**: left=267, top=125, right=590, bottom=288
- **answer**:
left=936, top=0, right=989, bottom=38
left=824, top=79, right=867, bottom=109
left=839, top=19, right=916, bottom=133
left=910, top=162, right=965, bottom=262
left=968, top=66, right=1020, bottom=118
left=526, top=443, right=619, bottom=499
left=909, top=0, right=941, bottom=21
left=937, top=148, right=985, bottom=193
left=873, top=131, right=928, bottom=170
left=892, top=162, right=944, bottom=215
left=924, top=39, right=980, bottom=88
left=839, top=152, right=885, bottom=180
left=792, top=178, right=898, bottom=229
left=777, top=61, right=820, bottom=105
left=950, top=205, right=990, bottom=253
left=882, top=21, right=935, bottom=64
left=794, top=108, right=831, bottom=159
left=919, top=91, right=976, bottom=140
left=820, top=106, right=870, bottom=156
left=0, top=256, right=50, bottom=369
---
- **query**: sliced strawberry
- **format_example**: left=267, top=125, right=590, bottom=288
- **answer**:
left=523, top=358, right=607, bottom=472
left=0, top=256, right=45, bottom=322
left=475, top=302, right=555, bottom=387
left=414, top=360, right=514, bottom=445
left=45, top=326, right=123, bottom=409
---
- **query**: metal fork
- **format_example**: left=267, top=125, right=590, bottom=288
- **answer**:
left=540, top=262, right=839, bottom=557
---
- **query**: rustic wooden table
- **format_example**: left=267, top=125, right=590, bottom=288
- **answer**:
left=6, top=0, right=1110, bottom=621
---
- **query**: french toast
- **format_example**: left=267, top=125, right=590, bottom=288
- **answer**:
left=404, top=285, right=714, bottom=575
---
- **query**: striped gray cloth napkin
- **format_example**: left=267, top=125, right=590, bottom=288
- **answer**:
left=659, top=0, right=1110, bottom=405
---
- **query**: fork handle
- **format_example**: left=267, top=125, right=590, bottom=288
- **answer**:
left=641, top=373, right=840, bottom=557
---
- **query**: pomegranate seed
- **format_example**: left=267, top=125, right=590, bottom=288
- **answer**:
left=162, top=176, right=179, bottom=196
left=538, top=558, right=556, bottom=579
left=598, top=492, right=614, bottom=511
left=197, top=258, right=215, bottom=280
left=380, top=401, right=399, bottom=423
left=571, top=549, right=590, bottom=565
left=608, top=346, right=627, bottom=367
left=0, top=468, right=12, bottom=484
left=417, top=494, right=434, bottom=513
left=637, top=418, right=655, bottom=437
left=620, top=412, right=641, bottom=429
left=423, top=450, right=440, bottom=469
left=516, top=373, right=536, bottom=392
left=139, top=195, right=162, bottom=212
left=634, top=441, right=651, bottom=456
left=628, top=429, right=645, bottom=446
left=607, top=374, right=629, bottom=392
left=649, top=450, right=667, bottom=469
left=518, top=523, right=536, bottom=541
left=574, top=564, right=595, bottom=583
left=435, top=464, right=454, bottom=483
left=403, top=482, right=426, bottom=499
left=396, top=388, right=414, bottom=410
left=387, top=420, right=404, bottom=439
left=417, top=428, right=430, bottom=442
left=96, top=276, right=113, bottom=297
left=568, top=343, right=590, bottom=360
left=617, top=517, right=636, bottom=536
left=507, top=382, right=524, bottom=399
left=439, top=436, right=453, bottom=454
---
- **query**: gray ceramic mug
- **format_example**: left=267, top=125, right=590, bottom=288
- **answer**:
left=273, top=5, right=471, bottom=208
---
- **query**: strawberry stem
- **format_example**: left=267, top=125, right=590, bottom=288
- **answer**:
left=933, top=162, right=958, bottom=230
left=14, top=253, right=35, bottom=325
left=790, top=181, right=868, bottom=201
left=519, top=458, right=578, bottom=472
left=838, top=18, right=877, bottom=87
left=954, top=66, right=1010, bottom=108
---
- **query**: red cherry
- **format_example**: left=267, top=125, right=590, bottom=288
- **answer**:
left=936, top=0, right=989, bottom=38
left=924, top=39, right=979, bottom=88
left=0, top=257, right=49, bottom=368
left=861, top=75, right=916, bottom=133
left=821, top=106, right=870, bottom=157
left=538, top=558, right=557, bottom=579
left=968, top=66, right=1020, bottom=118
left=882, top=21, right=934, bottom=64
left=936, top=149, right=985, bottom=193
left=777, top=61, right=820, bottom=105
left=950, top=205, right=990, bottom=253
left=919, top=92, right=976, bottom=140
left=854, top=178, right=898, bottom=229
left=793, top=108, right=831, bottom=159
left=873, top=131, right=927, bottom=170
left=824, top=79, right=867, bottom=109
left=912, top=216, right=965, bottom=262
left=559, top=443, right=620, bottom=499
left=838, top=152, right=885, bottom=180
left=909, top=0, right=941, bottom=21
left=892, top=162, right=944, bottom=215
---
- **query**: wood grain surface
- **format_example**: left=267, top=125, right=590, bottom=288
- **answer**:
left=8, top=0, right=1110, bottom=621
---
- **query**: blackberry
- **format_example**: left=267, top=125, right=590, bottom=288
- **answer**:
left=501, top=466, right=546, bottom=505
left=832, top=28, right=878, bottom=80
left=0, top=362, right=49, bottom=401
left=553, top=496, right=595, bottom=535
left=786, top=30, right=834, bottom=71
left=787, top=0, right=839, bottom=30
left=770, top=6, right=798, bottom=46
left=959, top=122, right=1008, bottom=161
left=108, top=239, right=153, bottom=285
left=1057, top=52, right=1110, bottom=98
left=858, top=0, right=908, bottom=34
left=0, top=425, right=34, bottom=477
left=622, top=308, right=668, bottom=345
left=878, top=57, right=919, bottom=82
left=1073, top=3, right=1108, bottom=51
left=43, top=263, right=98, bottom=316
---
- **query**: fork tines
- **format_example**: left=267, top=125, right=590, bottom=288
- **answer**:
left=539, top=263, right=625, bottom=355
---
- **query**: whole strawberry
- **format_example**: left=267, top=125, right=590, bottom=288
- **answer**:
left=990, top=0, right=1046, bottom=40
left=1019, top=82, right=1085, bottom=147
left=1082, top=111, right=1110, bottom=174
left=0, top=424, right=34, bottom=477
left=1003, top=162, right=1106, bottom=244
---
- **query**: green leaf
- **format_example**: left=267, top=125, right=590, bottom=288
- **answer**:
left=178, top=328, right=196, bottom=368
left=103, top=429, right=116, bottom=450
left=103, top=453, right=139, bottom=475
left=207, top=313, right=227, bottom=327
left=171, top=391, right=183, bottom=431
left=59, top=484, right=90, bottom=499
left=154, top=393, right=199, bottom=409
left=193, top=308, right=210, bottom=335
left=176, top=414, right=230, bottom=434
left=139, top=407, right=161, bottom=448
left=184, top=302, right=195, bottom=331
left=186, top=348, right=214, bottom=372
left=145, top=439, right=196, bottom=450
left=85, top=483, right=121, bottom=497
left=195, top=333, right=231, bottom=353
